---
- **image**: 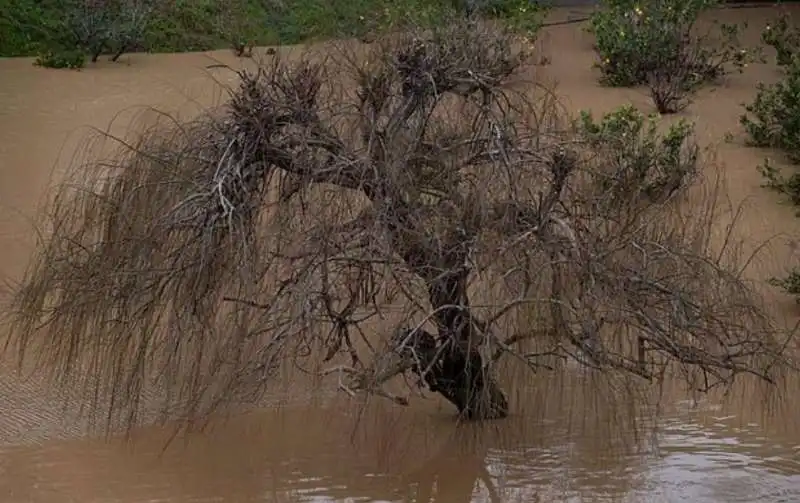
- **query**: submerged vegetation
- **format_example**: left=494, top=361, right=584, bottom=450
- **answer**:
left=5, top=13, right=792, bottom=436
left=588, top=0, right=760, bottom=113
left=739, top=10, right=800, bottom=300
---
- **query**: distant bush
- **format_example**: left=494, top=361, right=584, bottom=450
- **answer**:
left=741, top=55, right=800, bottom=163
left=66, top=0, right=154, bottom=62
left=7, top=0, right=547, bottom=63
left=34, top=48, right=86, bottom=69
left=742, top=17, right=800, bottom=300
left=26, top=0, right=154, bottom=67
left=483, top=0, right=549, bottom=42
left=762, top=12, right=800, bottom=67
left=588, top=0, right=757, bottom=113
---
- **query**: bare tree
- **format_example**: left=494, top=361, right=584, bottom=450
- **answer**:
left=6, top=18, right=791, bottom=434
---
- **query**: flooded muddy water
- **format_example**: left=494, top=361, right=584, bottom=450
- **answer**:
left=1, top=6, right=800, bottom=502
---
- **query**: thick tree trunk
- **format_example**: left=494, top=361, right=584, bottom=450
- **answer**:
left=397, top=268, right=509, bottom=420
left=111, top=44, right=127, bottom=62
left=365, top=179, right=509, bottom=418
left=404, top=328, right=508, bottom=420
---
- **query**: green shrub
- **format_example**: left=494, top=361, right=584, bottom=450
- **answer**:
left=762, top=13, right=799, bottom=67
left=144, top=0, right=224, bottom=52
left=743, top=23, right=800, bottom=300
left=34, top=48, right=85, bottom=69
left=741, top=54, right=800, bottom=163
left=756, top=158, right=800, bottom=211
left=0, top=0, right=66, bottom=56
left=5, top=0, right=545, bottom=59
left=484, top=0, right=549, bottom=42
left=587, top=0, right=756, bottom=113
left=578, top=104, right=698, bottom=204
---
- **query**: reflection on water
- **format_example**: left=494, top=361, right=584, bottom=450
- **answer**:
left=2, top=6, right=800, bottom=503
left=1, top=397, right=799, bottom=503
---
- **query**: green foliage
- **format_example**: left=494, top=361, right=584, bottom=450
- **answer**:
left=483, top=0, right=549, bottom=42
left=578, top=104, right=698, bottom=203
left=0, top=0, right=67, bottom=56
left=587, top=0, right=756, bottom=107
left=761, top=13, right=800, bottom=67
left=4, top=0, right=545, bottom=58
left=258, top=0, right=453, bottom=44
left=64, top=0, right=154, bottom=62
left=33, top=48, right=86, bottom=69
left=144, top=0, right=225, bottom=52
left=743, top=22, right=800, bottom=299
left=756, top=158, right=800, bottom=209
left=741, top=55, right=800, bottom=163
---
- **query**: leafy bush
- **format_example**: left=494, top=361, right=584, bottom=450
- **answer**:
left=578, top=104, right=698, bottom=203
left=743, top=21, right=800, bottom=300
left=141, top=0, right=222, bottom=52
left=5, top=0, right=547, bottom=59
left=0, top=0, right=65, bottom=56
left=762, top=13, right=800, bottom=67
left=484, top=0, right=549, bottom=42
left=756, top=158, right=800, bottom=211
left=34, top=48, right=86, bottom=69
left=741, top=55, right=800, bottom=163
left=588, top=0, right=756, bottom=113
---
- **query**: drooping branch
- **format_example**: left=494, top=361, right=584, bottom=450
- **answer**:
left=5, top=16, right=792, bottom=434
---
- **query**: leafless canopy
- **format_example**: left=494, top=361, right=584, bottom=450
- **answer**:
left=6, top=17, right=791, bottom=433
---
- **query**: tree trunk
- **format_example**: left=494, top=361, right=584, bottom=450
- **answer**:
left=398, top=268, right=508, bottom=420
left=111, top=45, right=127, bottom=62
left=404, top=328, right=509, bottom=420
left=366, top=182, right=509, bottom=419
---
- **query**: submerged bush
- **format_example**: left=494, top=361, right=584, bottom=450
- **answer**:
left=578, top=104, right=698, bottom=203
left=742, top=24, right=800, bottom=299
left=762, top=13, right=800, bottom=67
left=588, top=0, right=756, bottom=113
left=741, top=55, right=800, bottom=163
left=34, top=48, right=86, bottom=69
left=477, top=0, right=549, bottom=42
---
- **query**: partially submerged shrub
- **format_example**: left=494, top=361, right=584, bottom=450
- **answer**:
left=474, top=0, right=549, bottom=42
left=762, top=13, right=800, bottom=67
left=34, top=48, right=86, bottom=69
left=756, top=158, right=800, bottom=210
left=742, top=46, right=800, bottom=300
left=588, top=0, right=757, bottom=113
left=741, top=54, right=800, bottom=163
left=578, top=104, right=698, bottom=203
left=7, top=18, right=789, bottom=435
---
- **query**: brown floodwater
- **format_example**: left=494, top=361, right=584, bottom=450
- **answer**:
left=2, top=5, right=800, bottom=502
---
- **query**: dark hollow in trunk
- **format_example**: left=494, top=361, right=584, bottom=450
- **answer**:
left=399, top=327, right=509, bottom=421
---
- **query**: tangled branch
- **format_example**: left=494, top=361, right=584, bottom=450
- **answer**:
left=6, top=17, right=792, bottom=433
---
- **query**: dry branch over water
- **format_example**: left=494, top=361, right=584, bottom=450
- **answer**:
left=5, top=17, right=794, bottom=434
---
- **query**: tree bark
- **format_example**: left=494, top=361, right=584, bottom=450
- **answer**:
left=404, top=327, right=509, bottom=420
